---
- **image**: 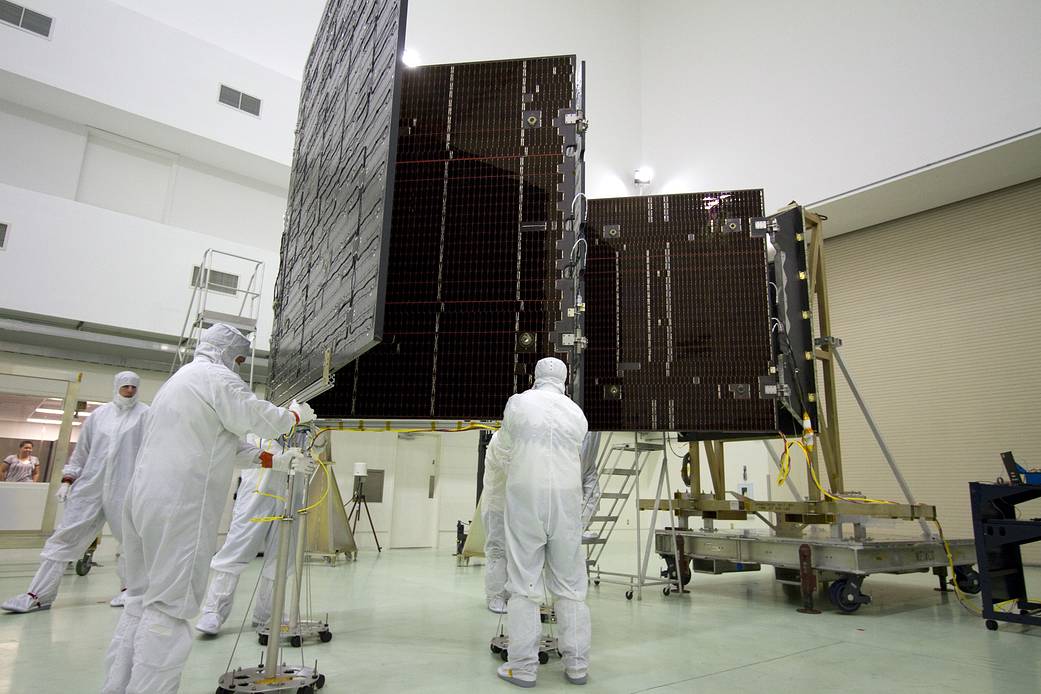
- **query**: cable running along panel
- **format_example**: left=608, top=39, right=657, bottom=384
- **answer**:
left=267, top=0, right=408, bottom=405
left=312, top=56, right=583, bottom=419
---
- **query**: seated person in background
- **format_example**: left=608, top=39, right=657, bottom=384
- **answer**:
left=2, top=441, right=40, bottom=482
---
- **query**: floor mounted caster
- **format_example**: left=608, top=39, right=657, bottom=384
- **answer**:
left=625, top=590, right=633, bottom=600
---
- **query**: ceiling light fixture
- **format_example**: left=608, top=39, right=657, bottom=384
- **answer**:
left=26, top=417, right=80, bottom=426
left=402, top=48, right=421, bottom=68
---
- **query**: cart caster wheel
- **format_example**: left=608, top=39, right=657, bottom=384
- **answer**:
left=297, top=686, right=314, bottom=694
left=75, top=558, right=92, bottom=576
left=985, top=620, right=998, bottom=631
left=500, top=649, right=509, bottom=662
left=593, top=580, right=600, bottom=586
left=318, top=629, right=333, bottom=643
left=290, top=635, right=303, bottom=648
left=828, top=579, right=864, bottom=614
left=258, top=634, right=268, bottom=646
left=954, top=566, right=981, bottom=595
left=316, top=674, right=326, bottom=689
left=663, top=586, right=671, bottom=596
left=556, top=650, right=562, bottom=658
left=490, top=644, right=502, bottom=654
left=625, top=590, right=634, bottom=600
left=216, top=688, right=232, bottom=694
left=538, top=652, right=549, bottom=665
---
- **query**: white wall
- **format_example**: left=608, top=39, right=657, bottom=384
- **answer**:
left=328, top=430, right=483, bottom=552
left=637, top=0, right=1041, bottom=211
left=405, top=0, right=644, bottom=198
left=0, top=182, right=279, bottom=344
left=0, top=0, right=300, bottom=167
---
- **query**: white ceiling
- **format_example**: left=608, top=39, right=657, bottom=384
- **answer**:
left=107, top=0, right=327, bottom=79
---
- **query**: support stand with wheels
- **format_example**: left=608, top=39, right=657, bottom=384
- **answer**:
left=218, top=458, right=324, bottom=693
left=489, top=604, right=559, bottom=666
left=257, top=463, right=333, bottom=648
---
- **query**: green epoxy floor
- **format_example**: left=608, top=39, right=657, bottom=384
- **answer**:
left=1, top=545, right=1039, bottom=693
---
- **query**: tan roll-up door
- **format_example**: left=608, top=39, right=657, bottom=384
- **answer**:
left=823, top=177, right=1041, bottom=562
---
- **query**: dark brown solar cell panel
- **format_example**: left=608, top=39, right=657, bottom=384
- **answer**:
left=583, top=190, right=778, bottom=432
left=312, top=55, right=582, bottom=419
left=267, top=0, right=408, bottom=404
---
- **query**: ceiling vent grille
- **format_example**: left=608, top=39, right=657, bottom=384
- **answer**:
left=0, top=222, right=8, bottom=250
left=218, top=84, right=262, bottom=117
left=0, top=1, right=53, bottom=38
left=191, top=266, right=239, bottom=296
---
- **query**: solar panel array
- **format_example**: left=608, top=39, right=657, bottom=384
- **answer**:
left=267, top=0, right=408, bottom=405
left=582, top=191, right=780, bottom=433
left=311, top=55, right=582, bottom=419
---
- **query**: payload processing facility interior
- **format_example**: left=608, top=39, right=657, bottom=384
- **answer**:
left=0, top=1, right=1040, bottom=692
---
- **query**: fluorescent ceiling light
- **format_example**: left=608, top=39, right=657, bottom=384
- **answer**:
left=634, top=166, right=654, bottom=185
left=402, top=48, right=421, bottom=67
left=26, top=417, right=80, bottom=426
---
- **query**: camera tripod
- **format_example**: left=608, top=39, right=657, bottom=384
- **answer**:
left=345, top=476, right=381, bottom=552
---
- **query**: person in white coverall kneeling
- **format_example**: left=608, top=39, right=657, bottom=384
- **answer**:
left=2, top=371, right=148, bottom=613
left=100, top=323, right=316, bottom=694
left=485, top=357, right=591, bottom=688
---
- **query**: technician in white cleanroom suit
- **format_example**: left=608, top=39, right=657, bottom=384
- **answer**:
left=1, top=371, right=148, bottom=614
left=485, top=357, right=591, bottom=688
left=482, top=430, right=601, bottom=614
left=100, top=324, right=315, bottom=694
left=481, top=431, right=509, bottom=613
left=194, top=462, right=288, bottom=635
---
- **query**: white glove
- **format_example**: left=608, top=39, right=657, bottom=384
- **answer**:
left=56, top=482, right=71, bottom=503
left=289, top=400, right=316, bottom=425
left=271, top=447, right=303, bottom=473
left=291, top=454, right=317, bottom=478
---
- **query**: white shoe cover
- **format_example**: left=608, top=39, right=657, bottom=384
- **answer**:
left=1, top=593, right=50, bottom=613
left=497, top=663, right=536, bottom=688
left=110, top=591, right=128, bottom=607
left=581, top=530, right=599, bottom=541
left=195, top=611, right=222, bottom=635
left=487, top=595, right=508, bottom=614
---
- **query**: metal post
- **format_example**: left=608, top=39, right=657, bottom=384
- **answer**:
left=639, top=444, right=669, bottom=592
left=288, top=471, right=311, bottom=630
left=264, top=470, right=297, bottom=675
left=666, top=433, right=683, bottom=594
left=831, top=342, right=932, bottom=538
left=633, top=433, right=642, bottom=600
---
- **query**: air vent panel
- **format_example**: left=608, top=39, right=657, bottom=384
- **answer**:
left=191, top=266, right=239, bottom=296
left=0, top=1, right=22, bottom=26
left=0, top=2, right=53, bottom=37
left=218, top=84, right=262, bottom=117
left=20, top=7, right=49, bottom=36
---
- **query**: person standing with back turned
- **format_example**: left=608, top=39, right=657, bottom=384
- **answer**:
left=101, top=323, right=315, bottom=694
left=485, top=357, right=591, bottom=688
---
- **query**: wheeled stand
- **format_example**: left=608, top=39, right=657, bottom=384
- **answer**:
left=218, top=455, right=325, bottom=693
left=488, top=604, right=561, bottom=666
left=257, top=466, right=333, bottom=648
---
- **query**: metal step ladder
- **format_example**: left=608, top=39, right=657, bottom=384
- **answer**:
left=171, top=249, right=265, bottom=386
left=585, top=434, right=665, bottom=589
